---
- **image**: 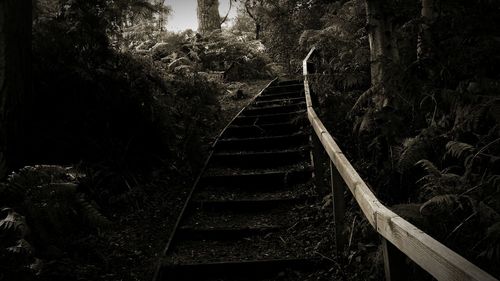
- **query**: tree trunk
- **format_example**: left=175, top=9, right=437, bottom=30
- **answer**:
left=255, top=22, right=261, bottom=40
left=364, top=0, right=398, bottom=109
left=197, top=0, right=221, bottom=34
left=244, top=0, right=262, bottom=40
left=417, top=0, right=436, bottom=60
left=0, top=0, right=32, bottom=175
left=0, top=0, right=6, bottom=177
left=365, top=0, right=397, bottom=86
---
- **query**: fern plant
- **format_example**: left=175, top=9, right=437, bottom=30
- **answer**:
left=415, top=159, right=464, bottom=201
left=445, top=141, right=475, bottom=160
left=419, top=194, right=474, bottom=218
left=1, top=165, right=110, bottom=248
left=0, top=208, right=35, bottom=277
left=0, top=208, right=30, bottom=243
left=478, top=222, right=500, bottom=266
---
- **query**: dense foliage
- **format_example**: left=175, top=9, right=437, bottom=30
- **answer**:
left=259, top=0, right=500, bottom=278
left=1, top=0, right=499, bottom=279
left=229, top=0, right=500, bottom=278
left=2, top=0, right=225, bottom=279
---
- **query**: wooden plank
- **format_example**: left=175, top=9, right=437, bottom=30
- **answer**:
left=382, top=237, right=408, bottom=281
left=304, top=76, right=313, bottom=109
left=301, top=47, right=497, bottom=281
left=307, top=108, right=380, bottom=227
left=377, top=214, right=497, bottom=281
left=303, top=47, right=316, bottom=76
left=330, top=161, right=346, bottom=255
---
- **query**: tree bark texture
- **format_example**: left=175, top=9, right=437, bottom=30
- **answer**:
left=0, top=0, right=6, bottom=177
left=197, top=0, right=221, bottom=34
left=255, top=22, right=261, bottom=40
left=417, top=0, right=436, bottom=60
left=244, top=0, right=261, bottom=40
left=365, top=0, right=398, bottom=86
left=0, top=0, right=32, bottom=173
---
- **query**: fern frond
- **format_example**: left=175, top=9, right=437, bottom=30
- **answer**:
left=486, top=175, right=500, bottom=192
left=6, top=239, right=33, bottom=256
left=47, top=183, right=78, bottom=194
left=2, top=178, right=29, bottom=203
left=446, top=141, right=475, bottom=159
left=391, top=203, right=428, bottom=227
left=3, top=165, right=82, bottom=204
left=0, top=208, right=29, bottom=238
left=76, top=193, right=110, bottom=228
left=167, top=57, right=192, bottom=71
left=357, top=110, right=375, bottom=134
left=416, top=159, right=441, bottom=177
left=350, top=84, right=381, bottom=114
left=419, top=194, right=460, bottom=216
left=477, top=202, right=500, bottom=225
left=478, top=222, right=500, bottom=262
left=486, top=222, right=500, bottom=242
left=489, top=100, right=500, bottom=123
left=397, top=138, right=428, bottom=173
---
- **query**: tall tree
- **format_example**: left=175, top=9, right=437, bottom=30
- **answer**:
left=244, top=0, right=264, bottom=40
left=150, top=0, right=171, bottom=32
left=197, top=0, right=221, bottom=34
left=0, top=0, right=6, bottom=178
left=0, top=0, right=32, bottom=176
left=417, top=0, right=435, bottom=60
left=365, top=0, right=398, bottom=86
left=364, top=0, right=399, bottom=108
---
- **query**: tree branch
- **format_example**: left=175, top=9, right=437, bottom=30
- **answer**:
left=244, top=0, right=256, bottom=21
left=220, top=0, right=233, bottom=25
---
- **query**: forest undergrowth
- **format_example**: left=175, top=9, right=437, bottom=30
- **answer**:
left=301, top=0, right=500, bottom=279
left=2, top=0, right=499, bottom=280
left=0, top=1, right=275, bottom=280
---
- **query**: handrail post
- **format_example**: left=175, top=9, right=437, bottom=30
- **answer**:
left=382, top=238, right=407, bottom=281
left=330, top=160, right=346, bottom=256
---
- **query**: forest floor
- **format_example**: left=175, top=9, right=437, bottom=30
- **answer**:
left=47, top=79, right=272, bottom=281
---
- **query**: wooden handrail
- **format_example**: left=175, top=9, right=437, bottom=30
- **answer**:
left=303, top=47, right=497, bottom=281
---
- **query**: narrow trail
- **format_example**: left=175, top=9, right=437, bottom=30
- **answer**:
left=154, top=79, right=332, bottom=280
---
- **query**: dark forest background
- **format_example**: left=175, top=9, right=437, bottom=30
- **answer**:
left=0, top=0, right=499, bottom=280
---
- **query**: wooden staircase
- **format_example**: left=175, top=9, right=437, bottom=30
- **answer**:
left=154, top=79, right=330, bottom=281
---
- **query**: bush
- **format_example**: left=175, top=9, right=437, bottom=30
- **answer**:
left=30, top=17, right=220, bottom=174
left=128, top=29, right=275, bottom=80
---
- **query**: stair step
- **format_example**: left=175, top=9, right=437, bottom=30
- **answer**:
left=256, top=91, right=304, bottom=101
left=236, top=109, right=306, bottom=119
left=232, top=110, right=306, bottom=125
left=201, top=165, right=313, bottom=188
left=210, top=146, right=311, bottom=168
left=222, top=122, right=306, bottom=138
left=242, top=102, right=306, bottom=116
left=191, top=197, right=305, bottom=212
left=264, top=84, right=304, bottom=94
left=165, top=235, right=312, bottom=263
left=252, top=97, right=305, bottom=107
left=177, top=225, right=283, bottom=240
left=180, top=206, right=298, bottom=238
left=276, top=80, right=303, bottom=86
left=216, top=133, right=309, bottom=151
left=158, top=258, right=322, bottom=281
left=195, top=183, right=315, bottom=201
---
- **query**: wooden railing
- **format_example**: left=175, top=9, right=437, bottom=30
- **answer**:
left=303, top=47, right=497, bottom=281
